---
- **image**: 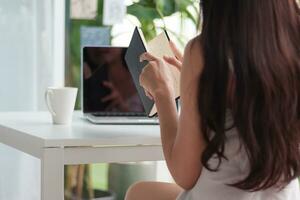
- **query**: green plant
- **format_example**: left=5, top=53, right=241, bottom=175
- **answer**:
left=127, top=0, right=199, bottom=44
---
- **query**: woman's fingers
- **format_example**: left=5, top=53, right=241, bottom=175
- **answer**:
left=145, top=90, right=153, bottom=100
left=139, top=68, right=146, bottom=87
left=139, top=66, right=154, bottom=100
left=163, top=56, right=182, bottom=71
left=169, top=40, right=183, bottom=62
left=102, top=81, right=115, bottom=90
left=105, top=99, right=119, bottom=111
left=101, top=81, right=122, bottom=103
left=139, top=62, right=156, bottom=86
left=101, top=92, right=116, bottom=102
left=140, top=52, right=158, bottom=62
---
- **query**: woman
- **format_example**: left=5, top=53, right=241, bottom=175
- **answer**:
left=125, top=0, right=300, bottom=199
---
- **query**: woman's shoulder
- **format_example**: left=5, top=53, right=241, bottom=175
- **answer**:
left=182, top=35, right=204, bottom=77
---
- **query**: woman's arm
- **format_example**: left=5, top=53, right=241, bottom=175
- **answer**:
left=140, top=38, right=206, bottom=190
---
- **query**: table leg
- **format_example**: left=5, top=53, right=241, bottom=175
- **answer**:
left=41, top=148, right=64, bottom=200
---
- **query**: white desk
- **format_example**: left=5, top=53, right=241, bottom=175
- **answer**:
left=0, top=111, right=163, bottom=200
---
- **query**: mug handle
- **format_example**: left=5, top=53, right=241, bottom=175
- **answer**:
left=45, top=89, right=56, bottom=116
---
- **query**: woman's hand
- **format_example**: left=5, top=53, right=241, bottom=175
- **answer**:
left=139, top=41, right=183, bottom=100
left=163, top=41, right=183, bottom=72
left=139, top=52, right=175, bottom=101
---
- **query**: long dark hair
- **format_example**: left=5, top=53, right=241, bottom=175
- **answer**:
left=198, top=0, right=300, bottom=191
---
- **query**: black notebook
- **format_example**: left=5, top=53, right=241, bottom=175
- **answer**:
left=125, top=27, right=180, bottom=117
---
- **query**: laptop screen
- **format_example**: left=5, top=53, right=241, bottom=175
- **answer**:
left=82, top=46, right=146, bottom=115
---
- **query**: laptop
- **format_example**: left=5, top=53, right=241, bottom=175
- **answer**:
left=81, top=46, right=159, bottom=125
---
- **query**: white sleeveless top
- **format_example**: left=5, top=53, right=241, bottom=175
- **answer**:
left=177, top=121, right=300, bottom=200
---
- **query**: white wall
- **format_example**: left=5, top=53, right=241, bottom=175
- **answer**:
left=0, top=1, right=65, bottom=199
left=0, top=0, right=65, bottom=111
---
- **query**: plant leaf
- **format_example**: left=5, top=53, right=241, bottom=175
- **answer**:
left=156, top=0, right=176, bottom=16
left=175, top=0, right=194, bottom=11
left=183, top=9, right=197, bottom=25
left=127, top=3, right=160, bottom=21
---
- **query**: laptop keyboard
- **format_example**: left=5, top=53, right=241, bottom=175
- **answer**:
left=92, top=112, right=146, bottom=117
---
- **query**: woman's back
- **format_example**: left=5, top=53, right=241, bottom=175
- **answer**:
left=177, top=114, right=300, bottom=200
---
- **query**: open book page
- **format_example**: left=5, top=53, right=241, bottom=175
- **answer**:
left=146, top=32, right=181, bottom=116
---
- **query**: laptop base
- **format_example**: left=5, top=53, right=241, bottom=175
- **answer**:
left=85, top=114, right=159, bottom=125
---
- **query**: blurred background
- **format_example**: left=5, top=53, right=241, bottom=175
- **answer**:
left=0, top=0, right=199, bottom=199
left=1, top=0, right=298, bottom=200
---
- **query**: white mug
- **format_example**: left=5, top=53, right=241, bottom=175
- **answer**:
left=45, top=87, right=78, bottom=124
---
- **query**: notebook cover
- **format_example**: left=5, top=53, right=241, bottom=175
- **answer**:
left=125, top=27, right=156, bottom=117
left=125, top=27, right=180, bottom=117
